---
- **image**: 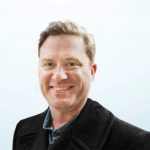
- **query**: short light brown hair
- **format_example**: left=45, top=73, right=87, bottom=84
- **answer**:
left=38, top=20, right=96, bottom=65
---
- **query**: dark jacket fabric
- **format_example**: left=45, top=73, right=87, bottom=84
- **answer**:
left=13, top=98, right=150, bottom=150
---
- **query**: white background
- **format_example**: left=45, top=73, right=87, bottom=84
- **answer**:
left=0, top=0, right=150, bottom=149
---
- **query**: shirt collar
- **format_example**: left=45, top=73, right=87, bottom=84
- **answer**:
left=43, top=108, right=52, bottom=130
left=43, top=108, right=79, bottom=133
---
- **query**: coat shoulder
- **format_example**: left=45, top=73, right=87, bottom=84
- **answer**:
left=104, top=114, right=150, bottom=149
left=15, top=109, right=48, bottom=136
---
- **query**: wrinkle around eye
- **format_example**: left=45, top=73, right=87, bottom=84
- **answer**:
left=64, top=66, right=81, bottom=71
left=65, top=61, right=82, bottom=68
left=41, top=64, right=55, bottom=70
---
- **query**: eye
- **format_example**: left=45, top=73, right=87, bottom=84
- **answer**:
left=46, top=63, right=54, bottom=67
left=67, top=62, right=76, bottom=67
left=65, top=61, right=82, bottom=69
left=42, top=62, right=55, bottom=70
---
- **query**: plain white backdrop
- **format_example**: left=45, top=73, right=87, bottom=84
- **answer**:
left=0, top=0, right=150, bottom=149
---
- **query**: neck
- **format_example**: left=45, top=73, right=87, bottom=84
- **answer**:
left=50, top=101, right=86, bottom=129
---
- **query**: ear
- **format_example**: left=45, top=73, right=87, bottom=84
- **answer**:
left=91, top=64, right=97, bottom=80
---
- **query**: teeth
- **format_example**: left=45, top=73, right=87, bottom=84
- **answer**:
left=52, top=86, right=72, bottom=90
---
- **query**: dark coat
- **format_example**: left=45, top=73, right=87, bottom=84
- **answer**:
left=13, top=99, right=150, bottom=150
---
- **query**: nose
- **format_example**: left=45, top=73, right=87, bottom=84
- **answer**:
left=51, top=67, right=67, bottom=83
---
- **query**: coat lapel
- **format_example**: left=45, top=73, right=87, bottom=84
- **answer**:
left=16, top=109, right=49, bottom=150
left=16, top=99, right=113, bottom=150
left=31, top=129, right=49, bottom=150
left=45, top=99, right=114, bottom=150
left=69, top=99, right=114, bottom=150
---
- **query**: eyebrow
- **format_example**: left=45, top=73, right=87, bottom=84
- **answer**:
left=41, top=57, right=82, bottom=62
left=40, top=58, right=53, bottom=62
left=64, top=57, right=82, bottom=62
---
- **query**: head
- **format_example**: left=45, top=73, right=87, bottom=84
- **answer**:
left=38, top=21, right=97, bottom=113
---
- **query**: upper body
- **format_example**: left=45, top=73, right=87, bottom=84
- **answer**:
left=13, top=21, right=150, bottom=149
left=13, top=98, right=150, bottom=150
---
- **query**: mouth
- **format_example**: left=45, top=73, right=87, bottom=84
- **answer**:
left=50, top=86, right=74, bottom=91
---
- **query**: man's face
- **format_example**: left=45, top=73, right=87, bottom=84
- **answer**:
left=39, top=35, right=96, bottom=112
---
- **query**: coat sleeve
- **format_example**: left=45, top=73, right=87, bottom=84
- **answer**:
left=130, top=131, right=150, bottom=150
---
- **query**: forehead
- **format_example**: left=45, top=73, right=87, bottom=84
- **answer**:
left=40, top=35, right=88, bottom=59
left=41, top=34, right=84, bottom=49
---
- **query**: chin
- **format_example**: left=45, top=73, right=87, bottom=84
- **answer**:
left=49, top=98, right=73, bottom=110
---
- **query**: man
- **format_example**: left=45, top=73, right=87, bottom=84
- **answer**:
left=13, top=21, right=150, bottom=150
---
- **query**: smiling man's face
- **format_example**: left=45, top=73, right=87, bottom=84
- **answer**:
left=39, top=35, right=96, bottom=112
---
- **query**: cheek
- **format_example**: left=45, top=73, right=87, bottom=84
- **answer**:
left=39, top=71, right=51, bottom=85
left=75, top=70, right=91, bottom=88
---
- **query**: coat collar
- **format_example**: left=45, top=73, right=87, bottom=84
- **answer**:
left=17, top=109, right=47, bottom=136
left=16, top=110, right=49, bottom=150
left=17, top=99, right=114, bottom=150
left=69, top=98, right=114, bottom=150
left=48, top=99, right=114, bottom=150
left=31, top=129, right=49, bottom=150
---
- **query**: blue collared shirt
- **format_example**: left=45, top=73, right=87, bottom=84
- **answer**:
left=43, top=108, right=78, bottom=145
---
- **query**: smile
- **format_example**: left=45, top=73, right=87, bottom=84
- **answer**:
left=50, top=86, right=74, bottom=91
